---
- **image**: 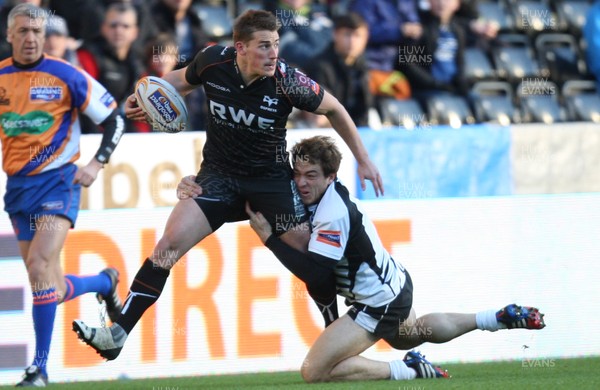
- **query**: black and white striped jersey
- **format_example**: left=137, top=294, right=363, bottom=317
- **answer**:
left=307, top=180, right=408, bottom=307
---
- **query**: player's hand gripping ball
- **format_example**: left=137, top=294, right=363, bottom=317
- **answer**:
left=134, top=76, right=189, bottom=133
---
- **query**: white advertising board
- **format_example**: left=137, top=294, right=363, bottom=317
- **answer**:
left=0, top=193, right=599, bottom=385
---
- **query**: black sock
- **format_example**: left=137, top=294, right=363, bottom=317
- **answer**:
left=116, top=258, right=170, bottom=334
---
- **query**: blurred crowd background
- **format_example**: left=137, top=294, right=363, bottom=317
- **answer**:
left=2, top=0, right=599, bottom=132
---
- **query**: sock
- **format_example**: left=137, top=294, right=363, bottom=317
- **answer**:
left=63, top=273, right=112, bottom=302
left=117, top=258, right=170, bottom=334
left=389, top=360, right=417, bottom=380
left=31, top=288, right=58, bottom=376
left=476, top=309, right=501, bottom=331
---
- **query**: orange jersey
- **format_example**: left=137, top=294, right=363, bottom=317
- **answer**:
left=0, top=54, right=117, bottom=176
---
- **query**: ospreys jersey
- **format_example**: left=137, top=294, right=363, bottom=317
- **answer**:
left=185, top=45, right=324, bottom=177
left=307, top=180, right=407, bottom=307
left=0, top=55, right=117, bottom=177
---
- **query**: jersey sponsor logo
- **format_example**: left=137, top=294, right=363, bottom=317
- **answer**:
left=100, top=91, right=115, bottom=107
left=41, top=200, right=64, bottom=210
left=209, top=100, right=276, bottom=130
left=148, top=88, right=181, bottom=123
left=316, top=230, right=342, bottom=248
left=0, top=111, right=54, bottom=136
left=206, top=81, right=231, bottom=93
left=295, top=70, right=320, bottom=95
left=30, top=86, right=62, bottom=101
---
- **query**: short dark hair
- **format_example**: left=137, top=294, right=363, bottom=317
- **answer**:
left=292, top=136, right=342, bottom=177
left=333, top=12, right=368, bottom=31
left=233, top=9, right=279, bottom=43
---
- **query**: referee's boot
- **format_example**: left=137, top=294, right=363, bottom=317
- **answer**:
left=496, top=304, right=546, bottom=330
left=16, top=365, right=48, bottom=387
left=96, top=267, right=123, bottom=323
left=403, top=350, right=450, bottom=379
left=72, top=320, right=126, bottom=361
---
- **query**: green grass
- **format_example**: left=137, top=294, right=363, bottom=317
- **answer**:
left=4, top=357, right=600, bottom=389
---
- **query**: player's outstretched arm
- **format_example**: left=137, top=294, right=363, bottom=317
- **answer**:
left=313, top=91, right=384, bottom=196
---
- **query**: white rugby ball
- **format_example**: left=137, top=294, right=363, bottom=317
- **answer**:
left=134, top=76, right=189, bottom=133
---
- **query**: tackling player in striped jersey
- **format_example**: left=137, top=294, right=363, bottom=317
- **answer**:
left=243, top=136, right=545, bottom=382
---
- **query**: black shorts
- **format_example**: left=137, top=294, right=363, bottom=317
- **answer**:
left=193, top=168, right=307, bottom=234
left=347, top=270, right=413, bottom=340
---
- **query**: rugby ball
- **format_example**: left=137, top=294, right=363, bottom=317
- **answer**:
left=134, top=76, right=189, bottom=133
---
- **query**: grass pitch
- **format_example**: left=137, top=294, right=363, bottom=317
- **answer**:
left=4, top=356, right=599, bottom=389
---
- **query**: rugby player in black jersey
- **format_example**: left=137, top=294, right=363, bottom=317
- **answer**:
left=72, top=9, right=384, bottom=360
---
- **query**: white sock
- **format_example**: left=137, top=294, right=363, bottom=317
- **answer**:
left=389, top=360, right=417, bottom=380
left=476, top=309, right=502, bottom=331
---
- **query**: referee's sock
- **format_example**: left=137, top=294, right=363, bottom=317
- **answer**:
left=116, top=258, right=170, bottom=335
left=63, top=273, right=112, bottom=302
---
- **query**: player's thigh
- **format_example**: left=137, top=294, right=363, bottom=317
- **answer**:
left=157, top=198, right=214, bottom=255
left=386, top=307, right=422, bottom=350
left=303, top=314, right=378, bottom=378
left=244, top=174, right=307, bottom=236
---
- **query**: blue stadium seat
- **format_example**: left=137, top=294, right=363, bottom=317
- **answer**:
left=426, top=95, right=476, bottom=128
left=464, top=47, right=497, bottom=84
left=517, top=79, right=567, bottom=123
left=508, top=0, right=560, bottom=34
left=377, top=98, right=428, bottom=129
left=553, top=0, right=591, bottom=36
left=535, top=33, right=587, bottom=84
left=492, top=34, right=542, bottom=83
left=470, top=81, right=519, bottom=125
left=477, top=1, right=516, bottom=32
left=562, top=80, right=600, bottom=123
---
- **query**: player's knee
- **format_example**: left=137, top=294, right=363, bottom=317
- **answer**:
left=25, top=254, right=51, bottom=282
left=300, top=361, right=329, bottom=383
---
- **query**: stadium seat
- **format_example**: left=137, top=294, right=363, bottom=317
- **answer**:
left=377, top=97, right=428, bottom=129
left=517, top=79, right=567, bottom=123
left=562, top=80, right=600, bottom=122
left=464, top=47, right=497, bottom=84
left=553, top=0, right=591, bottom=36
left=535, top=33, right=587, bottom=84
left=469, top=81, right=519, bottom=125
left=425, top=95, right=476, bottom=128
left=491, top=34, right=542, bottom=83
left=508, top=0, right=560, bottom=34
left=194, top=2, right=234, bottom=40
left=477, top=1, right=516, bottom=32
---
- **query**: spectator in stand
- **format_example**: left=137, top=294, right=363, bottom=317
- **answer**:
left=77, top=2, right=144, bottom=133
left=584, top=1, right=600, bottom=90
left=102, top=0, right=159, bottom=46
left=307, top=12, right=373, bottom=128
left=399, top=0, right=468, bottom=110
left=43, top=14, right=80, bottom=66
left=47, top=0, right=105, bottom=42
left=349, top=0, right=421, bottom=100
left=150, top=0, right=209, bottom=68
left=269, top=0, right=334, bottom=71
